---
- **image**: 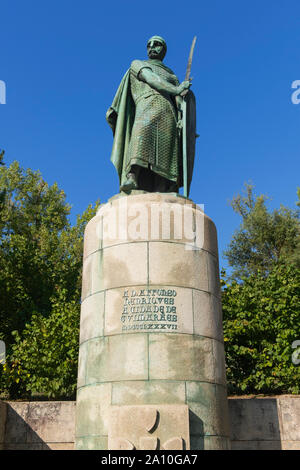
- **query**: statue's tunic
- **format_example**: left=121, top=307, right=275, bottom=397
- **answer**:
left=127, top=59, right=180, bottom=182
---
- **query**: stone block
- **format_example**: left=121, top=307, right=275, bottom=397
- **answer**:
left=148, top=242, right=209, bottom=291
left=47, top=442, right=74, bottom=450
left=193, top=290, right=223, bottom=341
left=86, top=334, right=148, bottom=384
left=230, top=440, right=281, bottom=450
left=202, top=213, right=218, bottom=257
left=75, top=435, right=108, bottom=450
left=206, top=253, right=221, bottom=298
left=108, top=404, right=190, bottom=450
left=98, top=193, right=204, bottom=249
left=80, top=292, right=105, bottom=344
left=281, top=440, right=300, bottom=450
left=228, top=398, right=281, bottom=441
left=212, top=340, right=227, bottom=386
left=82, top=243, right=148, bottom=300
left=26, top=402, right=76, bottom=444
left=0, top=401, right=7, bottom=447
left=148, top=334, right=215, bottom=383
left=83, top=214, right=102, bottom=260
left=81, top=254, right=93, bottom=300
left=127, top=194, right=207, bottom=252
left=75, top=383, right=112, bottom=438
left=278, top=396, right=300, bottom=441
left=189, top=435, right=230, bottom=450
left=4, top=402, right=29, bottom=444
left=4, top=443, right=44, bottom=450
left=77, top=340, right=89, bottom=388
left=111, top=381, right=186, bottom=406
left=103, top=243, right=148, bottom=290
left=203, top=436, right=231, bottom=450
left=187, top=382, right=230, bottom=437
left=105, top=286, right=193, bottom=336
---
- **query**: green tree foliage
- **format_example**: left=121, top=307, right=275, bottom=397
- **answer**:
left=0, top=155, right=99, bottom=398
left=222, top=264, right=300, bottom=395
left=2, top=290, right=79, bottom=399
left=0, top=158, right=98, bottom=345
left=224, top=184, right=300, bottom=280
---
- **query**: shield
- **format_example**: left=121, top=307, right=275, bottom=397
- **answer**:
left=182, top=90, right=197, bottom=197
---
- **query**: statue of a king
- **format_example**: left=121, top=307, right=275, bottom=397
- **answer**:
left=106, top=36, right=192, bottom=193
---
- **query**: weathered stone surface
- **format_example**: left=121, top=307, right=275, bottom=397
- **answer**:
left=98, top=194, right=206, bottom=249
left=75, top=383, right=112, bottom=438
left=189, top=435, right=230, bottom=450
left=278, top=396, right=300, bottom=441
left=47, top=442, right=74, bottom=450
left=203, top=436, right=231, bottom=450
left=2, top=396, right=300, bottom=450
left=212, top=340, right=227, bottom=386
left=75, top=435, right=108, bottom=450
left=108, top=404, right=190, bottom=450
left=202, top=213, right=218, bottom=257
left=148, top=334, right=215, bottom=383
left=86, top=334, right=148, bottom=384
left=0, top=401, right=7, bottom=449
left=26, top=402, right=76, bottom=444
left=187, top=382, right=230, bottom=437
left=148, top=242, right=209, bottom=291
left=206, top=253, right=221, bottom=298
left=281, top=440, right=300, bottom=450
left=83, top=214, right=102, bottom=260
left=82, top=244, right=148, bottom=300
left=111, top=381, right=186, bottom=406
left=4, top=402, right=29, bottom=444
left=229, top=398, right=281, bottom=441
left=4, top=443, right=45, bottom=450
left=230, top=440, right=282, bottom=450
left=80, top=292, right=105, bottom=344
left=77, top=340, right=89, bottom=388
left=76, top=193, right=227, bottom=451
left=193, top=290, right=223, bottom=341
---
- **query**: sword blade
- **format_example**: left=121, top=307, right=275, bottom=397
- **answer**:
left=185, top=36, right=197, bottom=81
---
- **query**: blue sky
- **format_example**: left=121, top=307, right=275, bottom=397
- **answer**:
left=1, top=0, right=300, bottom=271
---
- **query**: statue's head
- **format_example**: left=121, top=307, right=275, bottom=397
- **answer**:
left=147, top=36, right=167, bottom=61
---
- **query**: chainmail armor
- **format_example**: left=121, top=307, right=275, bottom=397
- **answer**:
left=127, top=60, right=180, bottom=182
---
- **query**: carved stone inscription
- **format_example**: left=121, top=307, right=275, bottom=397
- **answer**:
left=121, top=288, right=178, bottom=332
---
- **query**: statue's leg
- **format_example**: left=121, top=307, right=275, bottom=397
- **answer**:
left=120, top=165, right=140, bottom=192
left=154, top=173, right=178, bottom=193
left=138, top=167, right=155, bottom=192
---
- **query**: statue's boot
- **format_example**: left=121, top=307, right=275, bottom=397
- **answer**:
left=120, top=173, right=139, bottom=192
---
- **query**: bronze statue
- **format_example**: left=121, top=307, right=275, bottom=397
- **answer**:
left=106, top=36, right=196, bottom=196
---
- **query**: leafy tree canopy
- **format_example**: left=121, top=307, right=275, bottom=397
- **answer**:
left=222, top=263, right=300, bottom=395
left=223, top=184, right=300, bottom=280
left=0, top=154, right=99, bottom=345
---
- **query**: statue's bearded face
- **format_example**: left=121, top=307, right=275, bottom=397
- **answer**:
left=147, top=40, right=166, bottom=60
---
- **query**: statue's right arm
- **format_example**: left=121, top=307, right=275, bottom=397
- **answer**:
left=139, top=68, right=190, bottom=96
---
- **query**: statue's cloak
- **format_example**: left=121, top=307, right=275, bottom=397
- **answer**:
left=106, top=70, right=135, bottom=187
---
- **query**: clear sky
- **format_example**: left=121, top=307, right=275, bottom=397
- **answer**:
left=1, top=0, right=300, bottom=271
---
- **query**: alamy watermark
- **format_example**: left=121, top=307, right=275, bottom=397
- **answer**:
left=94, top=198, right=205, bottom=250
left=291, top=80, right=300, bottom=104
left=0, top=80, right=6, bottom=104
left=0, top=340, right=6, bottom=365
left=292, top=340, right=300, bottom=365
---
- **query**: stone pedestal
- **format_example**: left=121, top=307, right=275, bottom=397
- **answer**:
left=75, top=192, right=230, bottom=450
